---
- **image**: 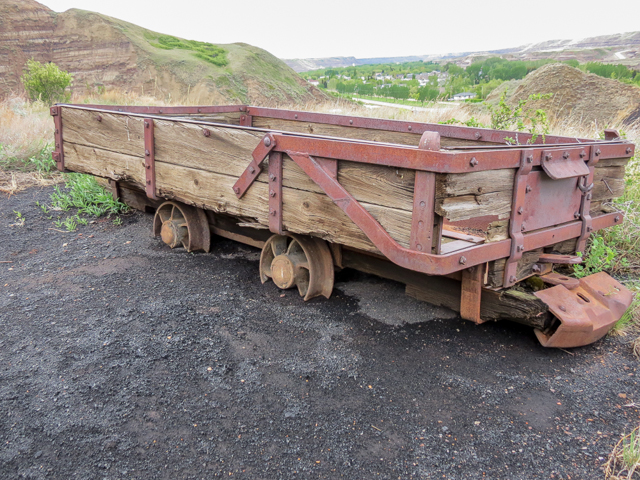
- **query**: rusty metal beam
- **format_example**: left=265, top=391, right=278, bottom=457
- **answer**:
left=143, top=118, right=157, bottom=199
left=268, top=152, right=284, bottom=235
left=50, top=106, right=65, bottom=171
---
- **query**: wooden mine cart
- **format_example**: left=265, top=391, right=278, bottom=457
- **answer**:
left=51, top=104, right=635, bottom=348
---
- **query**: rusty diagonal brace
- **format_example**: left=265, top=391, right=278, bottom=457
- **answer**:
left=233, top=133, right=277, bottom=198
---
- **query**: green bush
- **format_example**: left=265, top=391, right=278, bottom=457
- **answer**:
left=21, top=60, right=72, bottom=104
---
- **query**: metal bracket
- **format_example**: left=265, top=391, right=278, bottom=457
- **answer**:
left=143, top=118, right=157, bottom=199
left=503, top=149, right=534, bottom=288
left=576, top=145, right=601, bottom=252
left=268, top=151, right=284, bottom=235
left=233, top=134, right=276, bottom=198
left=239, top=114, right=253, bottom=127
left=50, top=106, right=65, bottom=172
left=540, top=148, right=590, bottom=179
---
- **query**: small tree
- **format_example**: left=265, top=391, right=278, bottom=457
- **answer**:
left=21, top=60, right=72, bottom=104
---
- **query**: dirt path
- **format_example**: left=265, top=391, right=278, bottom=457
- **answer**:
left=1, top=187, right=638, bottom=479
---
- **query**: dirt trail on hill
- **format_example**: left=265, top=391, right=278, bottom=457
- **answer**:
left=0, top=186, right=639, bottom=479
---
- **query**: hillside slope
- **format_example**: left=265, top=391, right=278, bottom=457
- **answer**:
left=487, top=63, right=640, bottom=126
left=0, top=0, right=323, bottom=104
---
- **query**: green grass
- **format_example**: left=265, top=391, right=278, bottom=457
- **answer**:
left=48, top=173, right=130, bottom=231
left=146, top=34, right=228, bottom=67
left=0, top=142, right=55, bottom=174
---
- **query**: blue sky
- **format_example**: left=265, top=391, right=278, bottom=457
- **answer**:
left=38, top=0, right=640, bottom=59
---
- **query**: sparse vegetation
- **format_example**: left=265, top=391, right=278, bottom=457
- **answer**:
left=605, top=425, right=640, bottom=479
left=145, top=33, right=228, bottom=66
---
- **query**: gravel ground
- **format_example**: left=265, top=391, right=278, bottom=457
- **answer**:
left=1, top=186, right=639, bottom=480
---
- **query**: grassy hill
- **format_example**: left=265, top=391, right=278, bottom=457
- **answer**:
left=0, top=0, right=323, bottom=104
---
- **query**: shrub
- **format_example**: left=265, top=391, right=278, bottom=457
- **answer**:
left=21, top=60, right=72, bottom=105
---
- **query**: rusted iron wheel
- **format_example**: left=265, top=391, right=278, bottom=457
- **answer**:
left=153, top=201, right=210, bottom=253
left=260, top=234, right=334, bottom=301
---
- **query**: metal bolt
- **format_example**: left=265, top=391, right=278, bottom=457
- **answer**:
left=459, top=256, right=467, bottom=265
left=408, top=126, right=412, bottom=131
left=517, top=207, right=523, bottom=215
left=614, top=215, right=621, bottom=223
left=586, top=193, right=592, bottom=200
left=264, top=137, right=271, bottom=147
left=532, top=264, right=541, bottom=273
left=159, top=109, right=163, bottom=114
left=144, top=122, right=149, bottom=128
left=559, top=305, right=567, bottom=312
left=270, top=210, right=277, bottom=216
left=294, top=114, right=298, bottom=119
left=147, top=180, right=151, bottom=185
left=145, top=149, right=150, bottom=156
left=574, top=211, right=580, bottom=219
left=579, top=151, right=586, bottom=158
left=509, top=276, right=517, bottom=283
left=525, top=185, right=532, bottom=193
left=595, top=149, right=601, bottom=156
left=249, top=166, right=255, bottom=174
left=627, top=147, right=632, bottom=154
left=269, top=190, right=276, bottom=197
left=419, top=201, right=426, bottom=208
left=475, top=132, right=482, bottom=140
left=418, top=220, right=424, bottom=227
left=562, top=151, right=569, bottom=159
left=233, top=187, right=240, bottom=194
left=198, top=108, right=202, bottom=113
left=203, top=129, right=211, bottom=137
left=349, top=119, right=353, bottom=125
left=469, top=157, right=478, bottom=167
left=521, top=223, right=526, bottom=231
left=146, top=165, right=150, bottom=170
left=545, top=154, right=553, bottom=161
left=55, top=129, right=59, bottom=134
left=241, top=116, right=245, bottom=121
left=587, top=226, right=593, bottom=232
left=517, top=245, right=524, bottom=252
left=416, top=244, right=423, bottom=251
left=269, top=174, right=276, bottom=181
left=526, top=155, right=533, bottom=163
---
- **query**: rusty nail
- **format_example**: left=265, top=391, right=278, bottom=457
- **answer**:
left=459, top=256, right=467, bottom=265
left=470, top=157, right=478, bottom=167
left=145, top=150, right=150, bottom=156
left=249, top=167, right=255, bottom=174
left=517, top=207, right=523, bottom=215
left=264, top=137, right=271, bottom=147
left=626, top=147, right=632, bottom=154
left=562, top=151, right=569, bottom=159
left=525, top=185, right=532, bottom=193
left=509, top=276, right=517, bottom=283
left=595, top=149, right=601, bottom=156
left=526, top=155, right=533, bottom=163
left=96, top=115, right=102, bottom=122
left=614, top=215, right=621, bottom=223
left=269, top=174, right=276, bottom=181
left=269, top=190, right=276, bottom=197
left=559, top=305, right=567, bottom=312
left=532, top=264, right=541, bottom=273
left=203, top=129, right=211, bottom=137
left=233, top=187, right=240, bottom=194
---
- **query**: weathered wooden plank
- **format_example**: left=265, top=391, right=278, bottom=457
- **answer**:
left=64, top=143, right=146, bottom=189
left=435, top=169, right=515, bottom=198
left=487, top=248, right=544, bottom=288
left=593, top=165, right=625, bottom=201
left=62, top=108, right=145, bottom=157
left=436, top=191, right=513, bottom=221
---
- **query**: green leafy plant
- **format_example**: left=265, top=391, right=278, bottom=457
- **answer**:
left=113, top=217, right=122, bottom=226
left=573, top=235, right=619, bottom=278
left=488, top=91, right=552, bottom=144
left=21, top=60, right=72, bottom=105
left=11, top=211, right=25, bottom=227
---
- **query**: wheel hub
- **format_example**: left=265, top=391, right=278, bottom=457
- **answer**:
left=271, top=254, right=296, bottom=289
left=160, top=219, right=187, bottom=248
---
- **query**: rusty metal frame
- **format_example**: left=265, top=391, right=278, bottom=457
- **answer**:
left=576, top=146, right=601, bottom=252
left=233, top=133, right=276, bottom=198
left=50, top=106, right=65, bottom=171
left=503, top=149, right=534, bottom=287
left=268, top=151, right=284, bottom=235
left=143, top=118, right=157, bottom=200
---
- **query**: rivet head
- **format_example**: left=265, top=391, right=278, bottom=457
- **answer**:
left=562, top=151, right=569, bottom=159
left=517, top=245, right=524, bottom=252
left=418, top=220, right=424, bottom=227
left=270, top=210, right=277, bottom=216
left=614, top=215, right=621, bottom=223
left=269, top=174, right=276, bottom=181
left=574, top=212, right=580, bottom=219
left=517, top=207, right=523, bottom=215
left=408, top=125, right=412, bottom=131
left=579, top=151, right=586, bottom=158
left=144, top=121, right=149, bottom=128
left=532, top=264, right=541, bottom=273
left=294, top=114, right=298, bottom=119
left=521, top=223, right=526, bottom=232
left=559, top=305, right=567, bottom=312
left=349, top=119, right=353, bottom=125
left=526, top=155, right=533, bottom=163
left=264, top=137, right=271, bottom=147
left=416, top=244, right=422, bottom=251
left=475, top=132, right=482, bottom=139
left=203, top=129, right=211, bottom=137
left=587, top=226, right=593, bottom=232
left=146, top=165, right=150, bottom=170
left=525, top=185, right=532, bottom=193
left=459, top=256, right=467, bottom=265
left=233, top=187, right=240, bottom=194
left=545, top=154, right=553, bottom=161
left=419, top=201, right=426, bottom=208
left=96, top=115, right=102, bottom=122
left=470, top=157, right=478, bottom=167
left=269, top=190, right=276, bottom=197
left=595, top=149, right=601, bottom=156
left=198, top=108, right=202, bottom=113
left=249, top=166, right=255, bottom=174
left=145, top=149, right=150, bottom=156
left=627, top=147, right=632, bottom=154
left=509, top=276, right=517, bottom=283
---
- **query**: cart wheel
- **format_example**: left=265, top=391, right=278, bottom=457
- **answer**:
left=153, top=201, right=210, bottom=253
left=260, top=234, right=334, bottom=301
